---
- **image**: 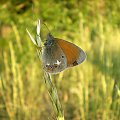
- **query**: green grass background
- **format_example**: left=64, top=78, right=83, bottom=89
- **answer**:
left=0, top=0, right=120, bottom=120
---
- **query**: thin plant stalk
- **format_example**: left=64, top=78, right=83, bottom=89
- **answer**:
left=26, top=19, right=64, bottom=120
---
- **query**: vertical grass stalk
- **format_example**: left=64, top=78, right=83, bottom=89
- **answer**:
left=26, top=19, right=64, bottom=120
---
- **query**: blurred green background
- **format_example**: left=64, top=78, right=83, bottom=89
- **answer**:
left=0, top=0, right=120, bottom=120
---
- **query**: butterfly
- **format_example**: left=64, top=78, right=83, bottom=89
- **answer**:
left=41, top=33, right=86, bottom=74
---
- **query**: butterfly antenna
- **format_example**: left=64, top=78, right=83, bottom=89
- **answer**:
left=31, top=3, right=35, bottom=20
left=42, top=22, right=51, bottom=34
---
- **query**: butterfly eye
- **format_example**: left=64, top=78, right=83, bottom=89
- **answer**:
left=44, top=40, right=54, bottom=46
left=62, top=56, right=64, bottom=58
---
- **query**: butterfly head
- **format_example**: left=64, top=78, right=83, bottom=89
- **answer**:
left=42, top=32, right=86, bottom=74
left=44, top=33, right=55, bottom=47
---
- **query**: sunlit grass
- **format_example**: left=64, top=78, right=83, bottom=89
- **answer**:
left=0, top=2, right=120, bottom=119
left=1, top=19, right=120, bottom=119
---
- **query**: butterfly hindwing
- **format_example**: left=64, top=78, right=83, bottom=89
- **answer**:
left=42, top=40, right=67, bottom=74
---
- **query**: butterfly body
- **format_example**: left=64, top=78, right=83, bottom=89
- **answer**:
left=41, top=33, right=86, bottom=74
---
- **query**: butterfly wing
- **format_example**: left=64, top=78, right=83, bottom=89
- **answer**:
left=42, top=40, right=67, bottom=74
left=56, top=38, right=86, bottom=67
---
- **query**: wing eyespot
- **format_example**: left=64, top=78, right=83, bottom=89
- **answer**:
left=54, top=64, right=58, bottom=68
left=72, top=61, right=78, bottom=66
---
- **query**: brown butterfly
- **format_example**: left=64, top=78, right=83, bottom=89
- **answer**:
left=42, top=33, right=86, bottom=74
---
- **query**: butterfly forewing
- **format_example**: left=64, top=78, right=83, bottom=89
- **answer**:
left=56, top=38, right=86, bottom=67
